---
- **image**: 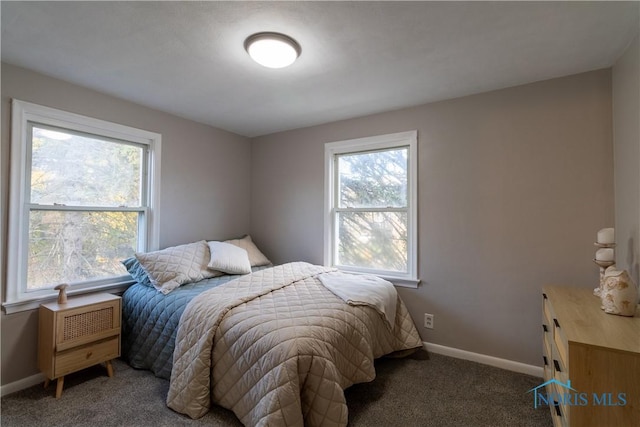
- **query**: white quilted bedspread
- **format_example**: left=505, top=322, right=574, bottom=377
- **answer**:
left=166, top=262, right=422, bottom=426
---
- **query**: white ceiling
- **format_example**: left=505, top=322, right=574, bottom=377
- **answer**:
left=2, top=1, right=638, bottom=137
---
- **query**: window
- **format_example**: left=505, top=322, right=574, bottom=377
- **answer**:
left=324, top=130, right=418, bottom=286
left=5, top=100, right=161, bottom=312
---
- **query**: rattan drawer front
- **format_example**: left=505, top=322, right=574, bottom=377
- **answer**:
left=63, top=306, right=113, bottom=340
left=55, top=299, right=120, bottom=351
left=54, top=337, right=119, bottom=378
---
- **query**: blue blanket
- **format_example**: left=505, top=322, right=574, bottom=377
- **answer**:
left=121, top=267, right=269, bottom=379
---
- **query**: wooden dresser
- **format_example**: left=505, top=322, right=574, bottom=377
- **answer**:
left=38, top=293, right=121, bottom=398
left=542, top=286, right=640, bottom=427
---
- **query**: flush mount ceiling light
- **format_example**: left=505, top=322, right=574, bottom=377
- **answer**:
left=244, top=32, right=301, bottom=69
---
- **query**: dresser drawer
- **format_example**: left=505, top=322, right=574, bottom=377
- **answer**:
left=549, top=394, right=569, bottom=427
left=552, top=317, right=568, bottom=368
left=545, top=292, right=569, bottom=368
left=54, top=336, right=120, bottom=378
left=542, top=293, right=552, bottom=384
left=542, top=350, right=552, bottom=382
left=542, top=324, right=553, bottom=367
left=552, top=353, right=569, bottom=384
left=543, top=293, right=553, bottom=328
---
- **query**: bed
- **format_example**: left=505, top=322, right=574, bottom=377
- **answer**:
left=121, top=238, right=422, bottom=427
left=121, top=264, right=272, bottom=379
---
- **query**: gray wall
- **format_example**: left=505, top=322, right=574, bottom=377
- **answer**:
left=250, top=70, right=614, bottom=367
left=0, top=63, right=621, bottom=386
left=1, top=63, right=252, bottom=385
left=613, top=32, right=640, bottom=285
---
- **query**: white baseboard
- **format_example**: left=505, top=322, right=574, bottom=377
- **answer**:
left=423, top=342, right=543, bottom=378
left=1, top=372, right=45, bottom=397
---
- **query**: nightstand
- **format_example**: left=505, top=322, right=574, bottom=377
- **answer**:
left=38, top=293, right=121, bottom=398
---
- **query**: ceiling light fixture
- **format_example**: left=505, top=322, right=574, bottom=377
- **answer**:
left=244, top=32, right=301, bottom=69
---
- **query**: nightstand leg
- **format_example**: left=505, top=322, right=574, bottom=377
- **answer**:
left=55, top=376, right=64, bottom=399
left=44, top=378, right=50, bottom=388
left=106, top=360, right=114, bottom=377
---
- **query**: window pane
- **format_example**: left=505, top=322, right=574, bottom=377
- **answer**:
left=338, top=148, right=407, bottom=208
left=30, top=125, right=143, bottom=207
left=27, top=210, right=138, bottom=290
left=337, top=211, right=407, bottom=272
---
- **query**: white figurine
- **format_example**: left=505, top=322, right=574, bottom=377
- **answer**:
left=601, top=270, right=638, bottom=317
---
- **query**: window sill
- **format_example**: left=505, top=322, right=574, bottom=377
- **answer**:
left=387, top=277, right=421, bottom=289
left=2, top=280, right=134, bottom=314
left=333, top=268, right=420, bottom=289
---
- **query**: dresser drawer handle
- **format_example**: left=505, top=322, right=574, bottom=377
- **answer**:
left=86, top=351, right=93, bottom=359
left=542, top=293, right=547, bottom=300
left=554, top=404, right=562, bottom=417
left=553, top=319, right=560, bottom=328
left=542, top=324, right=548, bottom=332
left=543, top=356, right=548, bottom=366
left=553, top=359, right=562, bottom=372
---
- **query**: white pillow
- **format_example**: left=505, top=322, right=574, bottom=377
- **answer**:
left=135, top=240, right=219, bottom=294
left=207, top=241, right=251, bottom=275
left=224, top=235, right=271, bottom=267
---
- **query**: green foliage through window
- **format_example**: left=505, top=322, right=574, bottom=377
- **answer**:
left=26, top=125, right=145, bottom=290
left=335, top=147, right=409, bottom=273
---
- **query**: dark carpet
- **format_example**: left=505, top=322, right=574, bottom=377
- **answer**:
left=1, top=351, right=552, bottom=426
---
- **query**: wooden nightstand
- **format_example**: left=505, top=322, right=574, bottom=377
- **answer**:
left=38, top=293, right=121, bottom=398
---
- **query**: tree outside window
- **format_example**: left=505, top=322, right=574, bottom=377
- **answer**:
left=324, top=131, right=418, bottom=284
left=5, top=100, right=161, bottom=312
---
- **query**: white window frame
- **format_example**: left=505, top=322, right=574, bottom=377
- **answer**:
left=324, top=130, right=419, bottom=288
left=4, top=99, right=162, bottom=313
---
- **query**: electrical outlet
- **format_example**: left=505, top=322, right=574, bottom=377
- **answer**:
left=424, top=313, right=434, bottom=329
